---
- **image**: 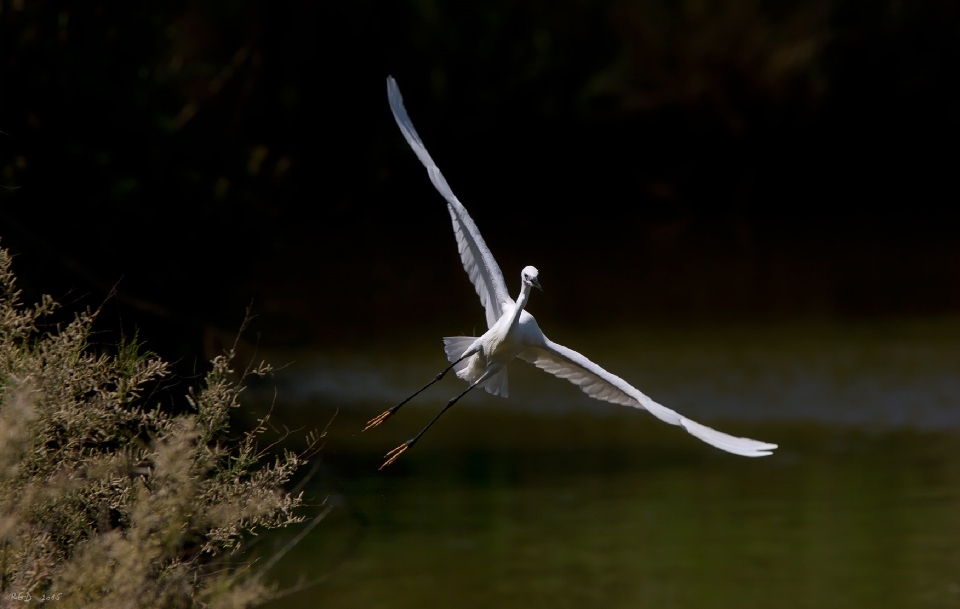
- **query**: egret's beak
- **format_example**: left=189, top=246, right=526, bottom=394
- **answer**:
left=532, top=277, right=543, bottom=292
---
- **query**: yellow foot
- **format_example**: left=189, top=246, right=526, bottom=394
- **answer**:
left=364, top=410, right=392, bottom=432
left=379, top=443, right=409, bottom=470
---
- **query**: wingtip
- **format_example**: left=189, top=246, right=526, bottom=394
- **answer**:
left=386, top=75, right=400, bottom=99
left=680, top=418, right=778, bottom=458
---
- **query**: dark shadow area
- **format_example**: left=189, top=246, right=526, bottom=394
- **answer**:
left=1, top=1, right=957, bottom=366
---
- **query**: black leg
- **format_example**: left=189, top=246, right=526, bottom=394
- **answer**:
left=380, top=375, right=486, bottom=469
left=364, top=352, right=471, bottom=432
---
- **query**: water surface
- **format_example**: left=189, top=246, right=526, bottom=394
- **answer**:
left=253, top=319, right=960, bottom=608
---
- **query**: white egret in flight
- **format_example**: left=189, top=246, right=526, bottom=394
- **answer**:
left=367, top=76, right=777, bottom=468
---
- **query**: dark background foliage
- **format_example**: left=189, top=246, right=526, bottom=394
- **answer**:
left=1, top=0, right=958, bottom=361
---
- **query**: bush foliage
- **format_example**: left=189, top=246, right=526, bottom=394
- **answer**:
left=0, top=245, right=317, bottom=608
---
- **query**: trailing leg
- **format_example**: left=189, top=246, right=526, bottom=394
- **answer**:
left=379, top=368, right=494, bottom=469
left=364, top=349, right=474, bottom=431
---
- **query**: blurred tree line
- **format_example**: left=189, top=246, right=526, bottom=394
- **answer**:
left=0, top=0, right=958, bottom=357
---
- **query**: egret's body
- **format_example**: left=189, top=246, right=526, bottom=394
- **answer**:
left=442, top=278, right=543, bottom=397
left=369, top=76, right=777, bottom=467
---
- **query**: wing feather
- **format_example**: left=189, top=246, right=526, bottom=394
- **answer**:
left=387, top=76, right=513, bottom=328
left=520, top=339, right=777, bottom=457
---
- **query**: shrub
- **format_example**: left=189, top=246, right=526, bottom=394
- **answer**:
left=0, top=245, right=318, bottom=608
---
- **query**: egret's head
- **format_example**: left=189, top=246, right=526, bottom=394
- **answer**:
left=521, top=266, right=542, bottom=291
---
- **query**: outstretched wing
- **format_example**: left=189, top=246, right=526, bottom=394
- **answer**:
left=519, top=339, right=777, bottom=457
left=387, top=76, right=513, bottom=329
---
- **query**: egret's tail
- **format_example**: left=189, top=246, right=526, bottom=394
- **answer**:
left=442, top=336, right=509, bottom=398
left=442, top=336, right=476, bottom=374
left=482, top=367, right=509, bottom=397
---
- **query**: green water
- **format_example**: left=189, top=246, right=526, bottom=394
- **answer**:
left=254, top=320, right=960, bottom=608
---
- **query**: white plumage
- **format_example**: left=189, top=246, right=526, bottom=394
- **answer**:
left=370, top=76, right=777, bottom=466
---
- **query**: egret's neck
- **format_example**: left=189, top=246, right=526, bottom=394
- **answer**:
left=515, top=282, right=533, bottom=311
left=507, top=283, right=534, bottom=327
